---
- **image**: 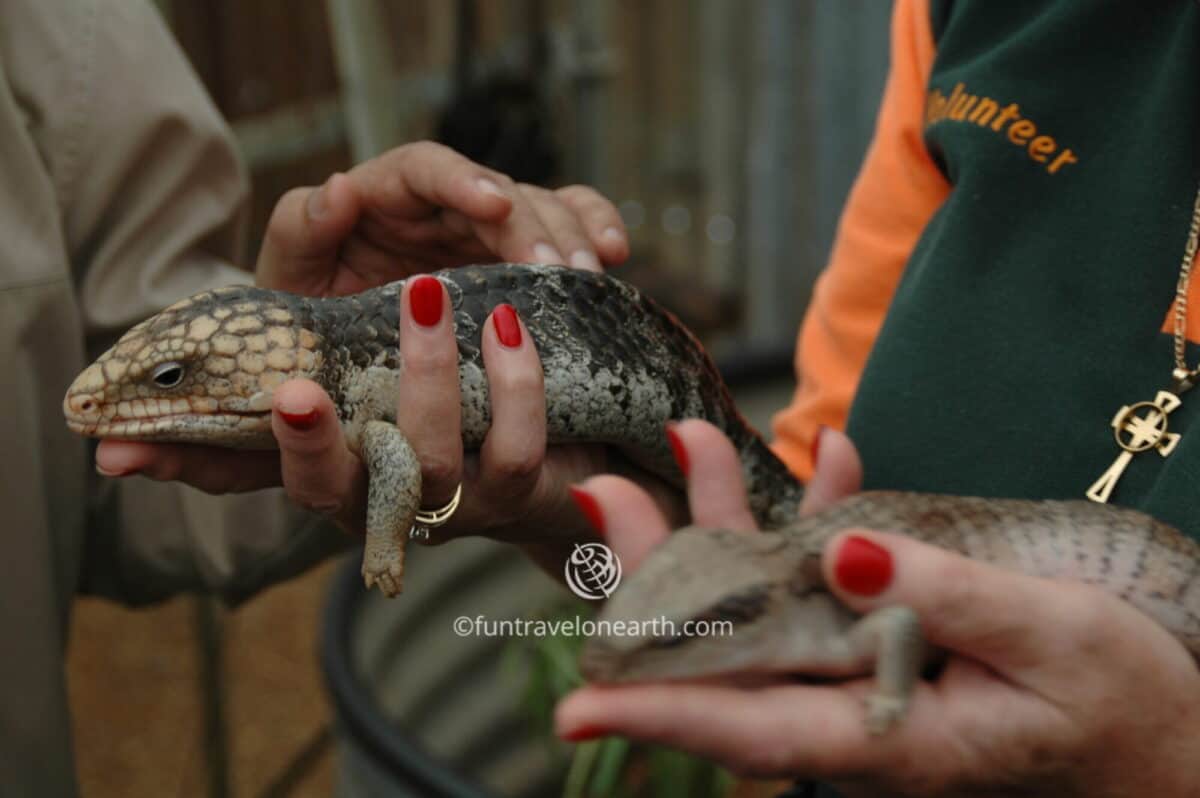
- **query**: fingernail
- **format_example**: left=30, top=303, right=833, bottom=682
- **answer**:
left=533, top=243, right=565, bottom=265
left=561, top=724, right=609, bottom=743
left=96, top=463, right=137, bottom=478
left=570, top=249, right=601, bottom=272
left=569, top=485, right=605, bottom=536
left=602, top=226, right=625, bottom=243
left=410, top=275, right=444, bottom=327
left=811, top=425, right=827, bottom=467
left=306, top=175, right=334, bottom=220
left=493, top=304, right=522, bottom=348
left=477, top=177, right=507, bottom=198
left=665, top=422, right=689, bottom=477
left=279, top=406, right=321, bottom=430
left=834, top=535, right=894, bottom=597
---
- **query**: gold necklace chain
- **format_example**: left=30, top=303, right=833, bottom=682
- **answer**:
left=1174, top=184, right=1200, bottom=376
left=1086, top=182, right=1200, bottom=503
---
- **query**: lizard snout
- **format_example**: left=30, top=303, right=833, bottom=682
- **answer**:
left=63, top=363, right=108, bottom=424
left=65, top=392, right=101, bottom=420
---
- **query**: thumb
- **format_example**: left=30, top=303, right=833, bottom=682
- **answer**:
left=271, top=378, right=366, bottom=533
left=821, top=528, right=1098, bottom=674
left=256, top=172, right=361, bottom=293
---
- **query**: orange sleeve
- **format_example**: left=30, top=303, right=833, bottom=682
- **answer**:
left=769, top=0, right=950, bottom=481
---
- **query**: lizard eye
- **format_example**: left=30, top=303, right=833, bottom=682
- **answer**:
left=151, top=361, right=185, bottom=389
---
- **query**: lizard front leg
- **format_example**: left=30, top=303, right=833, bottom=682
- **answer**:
left=358, top=419, right=422, bottom=597
left=845, top=606, right=926, bottom=734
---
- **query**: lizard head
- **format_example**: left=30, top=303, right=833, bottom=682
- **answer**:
left=579, top=527, right=844, bottom=683
left=63, top=285, right=324, bottom=448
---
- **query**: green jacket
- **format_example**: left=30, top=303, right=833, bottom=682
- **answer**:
left=775, top=0, right=1200, bottom=540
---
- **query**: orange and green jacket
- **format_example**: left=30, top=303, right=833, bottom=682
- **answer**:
left=772, top=0, right=1200, bottom=540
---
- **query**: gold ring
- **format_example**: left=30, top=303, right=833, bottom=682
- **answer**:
left=413, top=483, right=462, bottom=529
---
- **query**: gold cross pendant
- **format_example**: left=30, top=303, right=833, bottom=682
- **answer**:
left=1086, top=383, right=1191, bottom=503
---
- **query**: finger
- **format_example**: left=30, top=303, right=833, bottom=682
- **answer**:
left=352, top=141, right=513, bottom=223
left=665, top=419, right=758, bottom=530
left=256, top=172, right=361, bottom=294
left=555, top=184, right=630, bottom=267
left=516, top=183, right=602, bottom=272
left=555, top=682, right=883, bottom=778
left=821, top=528, right=1142, bottom=677
left=571, top=474, right=672, bottom=570
left=271, top=379, right=367, bottom=533
left=799, top=426, right=864, bottom=516
left=95, top=439, right=281, bottom=493
left=479, top=185, right=566, bottom=265
left=478, top=304, right=546, bottom=501
left=397, top=275, right=463, bottom=506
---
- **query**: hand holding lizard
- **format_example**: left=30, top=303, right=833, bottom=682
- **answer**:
left=557, top=420, right=1200, bottom=797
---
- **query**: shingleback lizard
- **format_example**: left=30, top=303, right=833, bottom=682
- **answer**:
left=63, top=263, right=800, bottom=594
left=63, top=262, right=1200, bottom=732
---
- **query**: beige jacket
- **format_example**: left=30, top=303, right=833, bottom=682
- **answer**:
left=0, top=2, right=343, bottom=794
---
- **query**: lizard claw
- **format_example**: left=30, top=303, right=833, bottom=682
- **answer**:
left=361, top=561, right=404, bottom=598
left=864, top=694, right=907, bottom=736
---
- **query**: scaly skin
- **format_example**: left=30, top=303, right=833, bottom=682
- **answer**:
left=63, top=263, right=802, bottom=595
left=580, top=491, right=1200, bottom=733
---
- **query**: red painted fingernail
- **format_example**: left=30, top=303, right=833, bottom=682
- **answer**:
left=665, top=422, right=689, bottom=477
left=410, top=275, right=444, bottom=327
left=569, top=486, right=605, bottom=536
left=834, top=535, right=894, bottom=597
left=811, top=425, right=827, bottom=467
left=562, top=724, right=608, bottom=743
left=493, top=304, right=522, bottom=348
left=279, top=407, right=321, bottom=430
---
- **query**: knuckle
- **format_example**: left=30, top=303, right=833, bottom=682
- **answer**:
left=279, top=185, right=312, bottom=210
left=555, top=184, right=596, bottom=204
left=924, top=558, right=981, bottom=622
left=486, top=170, right=515, bottom=189
left=1061, top=586, right=1120, bottom=649
left=488, top=448, right=542, bottom=484
left=397, top=140, right=442, bottom=160
left=279, top=430, right=335, bottom=459
left=516, top=182, right=552, bottom=198
left=264, top=187, right=312, bottom=234
left=490, top=366, right=544, bottom=398
left=419, top=454, right=461, bottom=490
left=402, top=345, right=459, bottom=378
left=287, top=485, right=342, bottom=516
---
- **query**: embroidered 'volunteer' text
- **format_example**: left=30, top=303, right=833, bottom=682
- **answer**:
left=925, top=82, right=1078, bottom=175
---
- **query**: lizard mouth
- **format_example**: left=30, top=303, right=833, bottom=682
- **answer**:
left=66, top=410, right=274, bottom=447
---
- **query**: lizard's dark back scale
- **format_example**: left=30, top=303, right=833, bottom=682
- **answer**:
left=285, top=263, right=801, bottom=527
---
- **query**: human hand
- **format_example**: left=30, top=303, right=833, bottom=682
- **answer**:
left=256, top=140, right=628, bottom=296
left=342, top=274, right=682, bottom=545
left=554, top=421, right=1200, bottom=797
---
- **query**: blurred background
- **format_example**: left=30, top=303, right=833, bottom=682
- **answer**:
left=67, top=1, right=889, bottom=796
